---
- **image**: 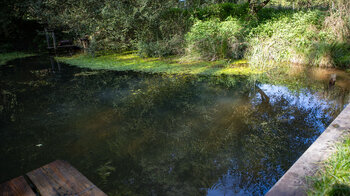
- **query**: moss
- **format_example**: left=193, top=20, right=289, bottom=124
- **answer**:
left=0, top=52, right=36, bottom=66
left=56, top=52, right=263, bottom=76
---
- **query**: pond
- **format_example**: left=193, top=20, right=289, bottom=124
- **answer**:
left=1, top=55, right=350, bottom=195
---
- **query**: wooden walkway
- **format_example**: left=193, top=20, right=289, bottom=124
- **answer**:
left=0, top=160, right=106, bottom=196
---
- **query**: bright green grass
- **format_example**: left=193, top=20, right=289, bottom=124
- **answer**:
left=0, top=52, right=36, bottom=66
left=56, top=52, right=263, bottom=76
left=308, top=138, right=350, bottom=196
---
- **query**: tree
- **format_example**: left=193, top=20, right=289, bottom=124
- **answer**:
left=247, top=0, right=271, bottom=15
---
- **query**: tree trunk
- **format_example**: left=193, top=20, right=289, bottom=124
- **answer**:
left=248, top=0, right=271, bottom=15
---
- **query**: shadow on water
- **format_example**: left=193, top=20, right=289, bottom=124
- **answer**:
left=0, top=55, right=350, bottom=195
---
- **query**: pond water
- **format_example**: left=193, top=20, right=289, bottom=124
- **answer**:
left=1, top=56, right=350, bottom=195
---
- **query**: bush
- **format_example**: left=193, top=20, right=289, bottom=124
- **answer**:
left=327, top=42, right=350, bottom=68
left=305, top=42, right=350, bottom=68
left=139, top=3, right=251, bottom=58
left=185, top=17, right=246, bottom=61
left=135, top=7, right=192, bottom=57
left=246, top=10, right=328, bottom=68
left=137, top=35, right=185, bottom=57
left=184, top=4, right=350, bottom=68
left=191, top=3, right=249, bottom=21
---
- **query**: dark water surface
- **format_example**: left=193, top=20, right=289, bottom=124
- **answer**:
left=1, top=56, right=350, bottom=195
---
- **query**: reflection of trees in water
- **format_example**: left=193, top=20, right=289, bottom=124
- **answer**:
left=1, top=61, right=350, bottom=195
left=226, top=91, right=329, bottom=195
left=0, top=90, right=18, bottom=123
left=75, top=74, right=344, bottom=195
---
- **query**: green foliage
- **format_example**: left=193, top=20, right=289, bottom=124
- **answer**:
left=247, top=10, right=326, bottom=68
left=308, top=138, right=350, bottom=196
left=29, top=0, right=187, bottom=53
left=184, top=1, right=350, bottom=68
left=56, top=53, right=260, bottom=76
left=138, top=36, right=185, bottom=57
left=0, top=52, right=36, bottom=66
left=136, top=2, right=251, bottom=57
left=324, top=0, right=350, bottom=42
left=3, top=0, right=350, bottom=68
left=185, top=17, right=246, bottom=60
left=191, top=3, right=250, bottom=20
left=308, top=42, right=350, bottom=68
left=268, top=0, right=330, bottom=8
left=135, top=5, right=193, bottom=57
left=328, top=43, right=350, bottom=68
left=246, top=0, right=350, bottom=68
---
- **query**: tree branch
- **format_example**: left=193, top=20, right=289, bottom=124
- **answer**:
left=249, top=0, right=271, bottom=15
left=260, top=0, right=270, bottom=8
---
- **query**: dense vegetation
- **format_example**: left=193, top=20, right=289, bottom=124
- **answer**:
left=1, top=0, right=349, bottom=68
left=0, top=52, right=35, bottom=65
left=185, top=1, right=350, bottom=68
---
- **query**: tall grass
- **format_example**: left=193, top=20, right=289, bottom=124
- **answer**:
left=184, top=1, right=350, bottom=69
left=247, top=10, right=325, bottom=68
left=247, top=4, right=350, bottom=68
left=185, top=17, right=246, bottom=61
left=325, top=0, right=350, bottom=42
left=308, top=138, right=350, bottom=195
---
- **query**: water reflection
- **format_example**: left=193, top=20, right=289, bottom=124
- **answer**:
left=0, top=56, right=349, bottom=195
left=207, top=83, right=346, bottom=195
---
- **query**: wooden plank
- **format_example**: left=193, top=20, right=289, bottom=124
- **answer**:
left=0, top=176, right=36, bottom=196
left=27, top=160, right=106, bottom=196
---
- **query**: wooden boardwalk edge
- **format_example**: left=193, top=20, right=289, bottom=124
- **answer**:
left=0, top=176, right=36, bottom=196
left=1, top=160, right=107, bottom=196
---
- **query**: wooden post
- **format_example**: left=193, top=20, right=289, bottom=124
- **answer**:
left=44, top=28, right=51, bottom=48
left=80, top=35, right=89, bottom=54
left=52, top=31, right=56, bottom=50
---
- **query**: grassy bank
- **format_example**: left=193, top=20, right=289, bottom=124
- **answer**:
left=56, top=52, right=263, bottom=76
left=308, top=138, right=350, bottom=195
left=0, top=52, right=36, bottom=66
left=185, top=8, right=350, bottom=69
left=59, top=7, right=350, bottom=71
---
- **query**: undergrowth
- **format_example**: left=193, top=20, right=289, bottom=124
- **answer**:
left=61, top=2, right=350, bottom=70
left=184, top=1, right=350, bottom=69
left=0, top=52, right=36, bottom=66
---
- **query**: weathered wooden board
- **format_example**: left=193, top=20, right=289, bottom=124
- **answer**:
left=0, top=176, right=36, bottom=196
left=27, top=160, right=106, bottom=196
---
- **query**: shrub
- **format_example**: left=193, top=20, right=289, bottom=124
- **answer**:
left=246, top=1, right=350, bottom=69
left=137, top=35, right=185, bottom=57
left=246, top=10, right=328, bottom=68
left=135, top=7, right=191, bottom=58
left=305, top=42, right=350, bottom=68
left=191, top=3, right=250, bottom=21
left=327, top=42, right=350, bottom=68
left=185, top=17, right=246, bottom=61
